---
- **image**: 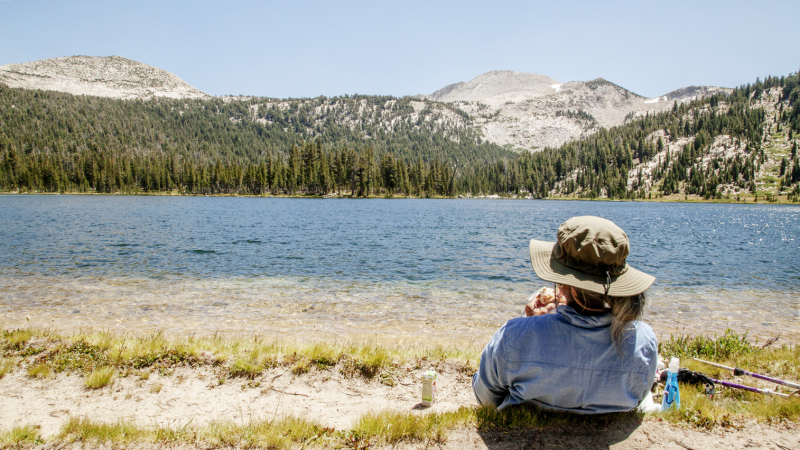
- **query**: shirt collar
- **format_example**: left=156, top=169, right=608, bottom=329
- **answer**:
left=556, top=305, right=613, bottom=329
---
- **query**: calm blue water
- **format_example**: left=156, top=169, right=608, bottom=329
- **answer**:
left=1, top=195, right=798, bottom=342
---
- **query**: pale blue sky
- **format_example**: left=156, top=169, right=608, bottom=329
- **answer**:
left=1, top=0, right=798, bottom=98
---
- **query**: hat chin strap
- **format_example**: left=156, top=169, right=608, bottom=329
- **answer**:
left=572, top=294, right=609, bottom=313
left=566, top=271, right=612, bottom=313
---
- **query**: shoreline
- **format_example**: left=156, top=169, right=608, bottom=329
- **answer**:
left=1, top=190, right=799, bottom=205
left=1, top=327, right=799, bottom=449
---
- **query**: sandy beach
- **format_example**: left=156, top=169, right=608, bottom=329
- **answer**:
left=2, top=363, right=799, bottom=449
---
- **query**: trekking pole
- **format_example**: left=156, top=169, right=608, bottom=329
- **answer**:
left=707, top=377, right=791, bottom=398
left=659, top=368, right=791, bottom=398
left=693, top=357, right=800, bottom=390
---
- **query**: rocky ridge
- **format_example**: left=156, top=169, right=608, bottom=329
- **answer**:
left=0, top=56, right=733, bottom=152
left=424, top=70, right=732, bottom=150
left=0, top=55, right=209, bottom=100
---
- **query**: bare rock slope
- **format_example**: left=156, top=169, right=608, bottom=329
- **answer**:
left=0, top=55, right=209, bottom=100
left=425, top=71, right=732, bottom=150
left=428, top=70, right=560, bottom=102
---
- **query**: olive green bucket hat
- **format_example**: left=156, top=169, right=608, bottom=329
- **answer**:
left=529, top=216, right=655, bottom=296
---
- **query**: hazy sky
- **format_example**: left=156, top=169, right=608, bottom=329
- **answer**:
left=2, top=0, right=798, bottom=98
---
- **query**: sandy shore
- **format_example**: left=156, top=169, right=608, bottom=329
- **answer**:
left=2, top=362, right=799, bottom=449
left=1, top=362, right=476, bottom=438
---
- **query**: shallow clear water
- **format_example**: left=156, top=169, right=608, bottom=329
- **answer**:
left=1, top=195, right=798, bottom=343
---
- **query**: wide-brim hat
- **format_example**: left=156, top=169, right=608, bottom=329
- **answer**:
left=529, top=216, right=655, bottom=297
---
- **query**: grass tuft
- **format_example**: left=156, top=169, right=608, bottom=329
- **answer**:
left=304, top=341, right=343, bottom=368
left=352, top=407, right=474, bottom=445
left=154, top=423, right=195, bottom=443
left=229, top=358, right=264, bottom=378
left=291, top=360, right=310, bottom=375
left=0, top=358, right=15, bottom=379
left=150, top=382, right=163, bottom=394
left=659, top=328, right=758, bottom=360
left=203, top=417, right=332, bottom=449
left=0, top=424, right=42, bottom=446
left=84, top=366, right=115, bottom=389
left=339, top=343, right=392, bottom=378
left=1, top=329, right=38, bottom=349
left=26, top=362, right=51, bottom=379
left=360, top=346, right=391, bottom=377
left=58, top=417, right=145, bottom=443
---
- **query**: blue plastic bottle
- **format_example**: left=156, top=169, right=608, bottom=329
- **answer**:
left=661, top=357, right=681, bottom=411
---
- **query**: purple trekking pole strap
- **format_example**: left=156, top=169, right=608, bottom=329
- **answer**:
left=693, top=358, right=800, bottom=390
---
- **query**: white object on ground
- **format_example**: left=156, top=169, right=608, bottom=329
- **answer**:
left=422, top=367, right=437, bottom=407
left=637, top=391, right=662, bottom=413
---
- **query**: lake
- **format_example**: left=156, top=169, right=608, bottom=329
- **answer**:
left=1, top=195, right=798, bottom=345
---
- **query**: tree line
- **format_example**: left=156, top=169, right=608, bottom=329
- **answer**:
left=0, top=138, right=458, bottom=197
left=1, top=70, right=798, bottom=198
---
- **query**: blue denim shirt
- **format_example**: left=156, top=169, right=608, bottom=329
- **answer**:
left=472, top=305, right=658, bottom=414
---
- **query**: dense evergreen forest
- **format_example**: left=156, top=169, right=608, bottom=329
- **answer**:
left=0, top=88, right=510, bottom=196
left=1, top=70, right=798, bottom=198
left=484, top=71, right=799, bottom=200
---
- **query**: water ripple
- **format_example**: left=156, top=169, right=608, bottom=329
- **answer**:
left=0, top=195, right=798, bottom=342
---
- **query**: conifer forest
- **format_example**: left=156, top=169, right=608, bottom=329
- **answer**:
left=1, top=71, right=798, bottom=199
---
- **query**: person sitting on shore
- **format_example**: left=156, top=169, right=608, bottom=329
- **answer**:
left=472, top=216, right=658, bottom=413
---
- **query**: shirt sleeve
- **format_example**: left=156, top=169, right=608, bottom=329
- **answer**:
left=472, top=322, right=509, bottom=407
left=641, top=328, right=659, bottom=401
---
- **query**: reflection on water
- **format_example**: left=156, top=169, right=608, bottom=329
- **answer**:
left=1, top=195, right=799, bottom=343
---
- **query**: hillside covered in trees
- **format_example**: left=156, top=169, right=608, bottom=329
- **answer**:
left=1, top=70, right=798, bottom=200
left=465, top=71, right=800, bottom=201
left=0, top=87, right=512, bottom=196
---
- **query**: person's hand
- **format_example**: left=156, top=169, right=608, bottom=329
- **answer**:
left=524, top=291, right=558, bottom=316
left=524, top=287, right=566, bottom=316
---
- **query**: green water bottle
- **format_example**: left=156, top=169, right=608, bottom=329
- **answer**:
left=422, top=367, right=437, bottom=407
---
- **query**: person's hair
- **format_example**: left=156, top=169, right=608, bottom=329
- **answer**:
left=563, top=286, right=646, bottom=351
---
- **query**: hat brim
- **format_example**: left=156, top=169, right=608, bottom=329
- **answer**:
left=529, top=239, right=655, bottom=297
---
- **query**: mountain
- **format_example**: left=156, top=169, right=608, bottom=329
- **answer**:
left=649, top=85, right=732, bottom=104
left=427, top=71, right=559, bottom=102
left=0, top=55, right=209, bottom=100
left=0, top=56, right=734, bottom=153
left=1, top=57, right=797, bottom=202
left=423, top=70, right=732, bottom=151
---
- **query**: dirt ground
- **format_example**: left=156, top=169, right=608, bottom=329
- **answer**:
left=2, top=363, right=798, bottom=449
left=417, top=420, right=800, bottom=450
left=1, top=362, right=475, bottom=438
